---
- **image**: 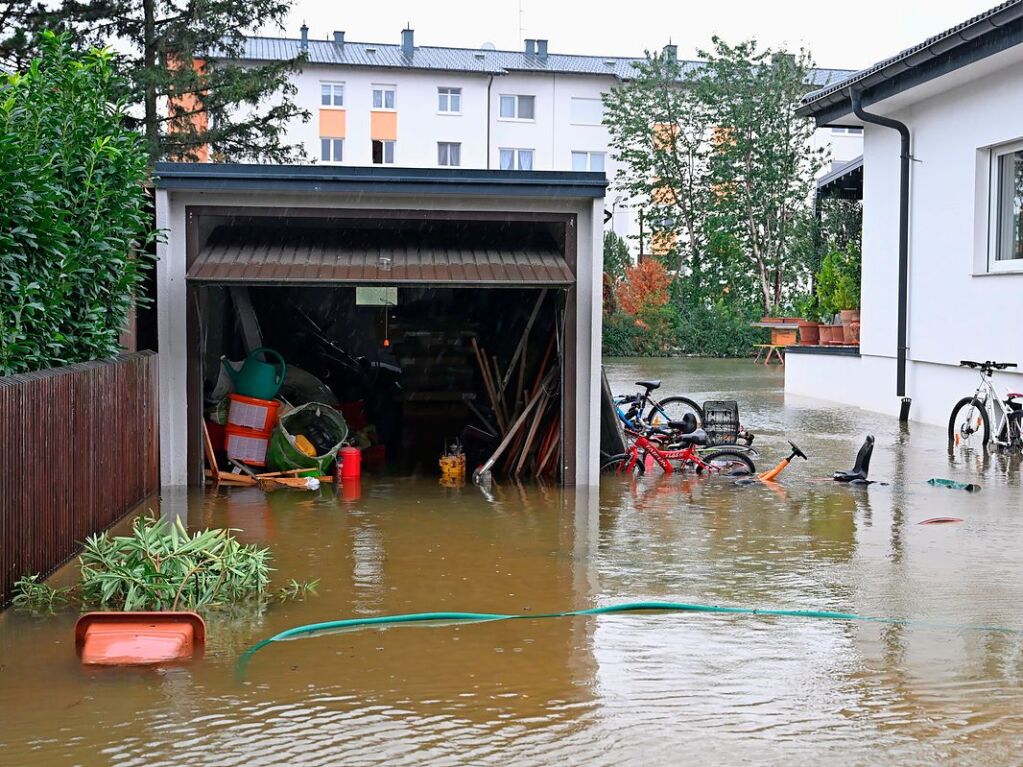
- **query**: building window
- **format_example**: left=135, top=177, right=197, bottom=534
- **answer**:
left=499, top=94, right=535, bottom=120
left=499, top=148, right=533, bottom=171
left=372, top=139, right=395, bottom=164
left=569, top=97, right=603, bottom=125
left=571, top=151, right=605, bottom=172
left=989, top=142, right=1023, bottom=270
left=437, top=142, right=461, bottom=167
left=831, top=126, right=863, bottom=135
left=320, top=82, right=344, bottom=107
left=438, top=87, right=461, bottom=113
left=320, top=138, right=343, bottom=162
left=372, top=85, right=396, bottom=110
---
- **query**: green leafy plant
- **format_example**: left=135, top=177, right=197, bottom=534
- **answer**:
left=0, top=32, right=155, bottom=375
left=815, top=243, right=861, bottom=316
left=10, top=574, right=74, bottom=612
left=274, top=578, right=320, bottom=603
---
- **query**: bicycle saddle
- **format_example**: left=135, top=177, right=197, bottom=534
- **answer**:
left=668, top=415, right=698, bottom=434
left=675, top=429, right=708, bottom=447
left=635, top=380, right=661, bottom=391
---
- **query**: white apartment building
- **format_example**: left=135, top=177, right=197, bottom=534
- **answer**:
left=233, top=27, right=861, bottom=251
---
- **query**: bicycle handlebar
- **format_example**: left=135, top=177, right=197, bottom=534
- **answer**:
left=960, top=360, right=1017, bottom=371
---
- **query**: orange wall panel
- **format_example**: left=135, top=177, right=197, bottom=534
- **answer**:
left=319, top=109, right=346, bottom=137
left=370, top=110, right=398, bottom=140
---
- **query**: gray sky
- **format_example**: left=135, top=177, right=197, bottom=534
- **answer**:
left=275, top=0, right=997, bottom=71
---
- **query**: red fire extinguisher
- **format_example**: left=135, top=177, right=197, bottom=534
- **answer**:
left=336, top=445, right=361, bottom=482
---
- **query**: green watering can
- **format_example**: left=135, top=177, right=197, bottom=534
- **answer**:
left=223, top=347, right=287, bottom=400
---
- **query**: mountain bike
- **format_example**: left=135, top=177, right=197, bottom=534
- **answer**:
left=601, top=425, right=756, bottom=476
left=613, top=379, right=704, bottom=430
left=948, top=360, right=1023, bottom=453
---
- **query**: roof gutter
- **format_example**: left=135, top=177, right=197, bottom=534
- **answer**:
left=850, top=88, right=912, bottom=418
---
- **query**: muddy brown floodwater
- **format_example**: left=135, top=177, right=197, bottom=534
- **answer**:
left=3, top=358, right=1023, bottom=766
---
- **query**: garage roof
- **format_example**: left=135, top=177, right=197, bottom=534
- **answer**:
left=188, top=222, right=575, bottom=286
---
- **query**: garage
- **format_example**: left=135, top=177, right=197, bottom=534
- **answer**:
left=154, top=164, right=606, bottom=487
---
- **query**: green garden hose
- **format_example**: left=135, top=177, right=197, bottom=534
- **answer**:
left=237, top=601, right=1022, bottom=677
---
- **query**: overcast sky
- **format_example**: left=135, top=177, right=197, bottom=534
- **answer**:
left=273, top=0, right=997, bottom=70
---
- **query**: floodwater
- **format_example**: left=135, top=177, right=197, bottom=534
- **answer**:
left=3, top=358, right=1023, bottom=766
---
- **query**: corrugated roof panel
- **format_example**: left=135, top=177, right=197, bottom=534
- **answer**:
left=189, top=242, right=573, bottom=285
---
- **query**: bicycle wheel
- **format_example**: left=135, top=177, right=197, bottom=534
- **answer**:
left=948, top=397, right=990, bottom=452
left=647, top=396, right=704, bottom=427
left=700, top=449, right=756, bottom=475
left=600, top=453, right=645, bottom=475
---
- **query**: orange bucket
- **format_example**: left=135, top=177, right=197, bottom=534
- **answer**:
left=225, top=425, right=272, bottom=466
left=227, top=393, right=281, bottom=433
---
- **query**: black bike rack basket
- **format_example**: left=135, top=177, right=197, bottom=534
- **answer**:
left=703, top=400, right=740, bottom=445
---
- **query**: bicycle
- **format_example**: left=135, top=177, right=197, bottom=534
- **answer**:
left=948, top=360, right=1023, bottom=453
left=601, top=425, right=757, bottom=476
left=613, top=380, right=704, bottom=431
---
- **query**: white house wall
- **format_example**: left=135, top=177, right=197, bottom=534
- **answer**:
left=787, top=51, right=1023, bottom=426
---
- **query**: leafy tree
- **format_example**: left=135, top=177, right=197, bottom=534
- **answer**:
left=1, top=0, right=309, bottom=163
left=603, top=230, right=632, bottom=285
left=0, top=0, right=62, bottom=70
left=603, top=50, right=713, bottom=275
left=616, top=258, right=671, bottom=316
left=0, top=32, right=154, bottom=374
left=697, top=38, right=825, bottom=312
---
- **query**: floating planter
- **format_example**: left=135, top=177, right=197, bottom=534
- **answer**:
left=75, top=612, right=205, bottom=666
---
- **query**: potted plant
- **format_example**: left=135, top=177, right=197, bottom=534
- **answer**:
left=832, top=244, right=861, bottom=344
left=795, top=295, right=821, bottom=345
left=814, top=252, right=841, bottom=345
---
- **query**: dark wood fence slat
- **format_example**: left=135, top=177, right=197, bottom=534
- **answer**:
left=0, top=352, right=159, bottom=606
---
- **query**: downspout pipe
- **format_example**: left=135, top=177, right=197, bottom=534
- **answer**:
left=850, top=88, right=912, bottom=418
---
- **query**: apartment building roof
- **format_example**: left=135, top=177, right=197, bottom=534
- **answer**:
left=230, top=35, right=853, bottom=86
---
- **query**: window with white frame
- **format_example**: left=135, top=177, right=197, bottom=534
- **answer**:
left=569, top=97, right=603, bottom=125
left=571, top=151, right=605, bottom=172
left=372, top=85, right=396, bottom=110
left=498, top=94, right=535, bottom=120
left=437, top=142, right=461, bottom=167
left=989, top=141, right=1023, bottom=270
left=831, top=126, right=863, bottom=135
left=320, top=138, right=343, bottom=162
left=320, top=82, right=344, bottom=107
left=438, top=87, right=461, bottom=113
left=499, top=148, right=533, bottom=171
left=372, top=139, right=395, bottom=164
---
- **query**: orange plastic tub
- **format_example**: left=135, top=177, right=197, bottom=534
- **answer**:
left=224, top=425, right=271, bottom=466
left=75, top=612, right=206, bottom=666
left=227, top=393, right=281, bottom=433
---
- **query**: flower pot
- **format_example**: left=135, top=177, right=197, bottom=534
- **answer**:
left=839, top=309, right=860, bottom=325
left=820, top=325, right=843, bottom=345
left=797, top=321, right=820, bottom=345
left=846, top=321, right=861, bottom=345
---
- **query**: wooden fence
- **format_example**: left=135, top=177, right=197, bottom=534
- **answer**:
left=0, top=352, right=159, bottom=606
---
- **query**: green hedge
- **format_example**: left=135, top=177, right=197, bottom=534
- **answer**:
left=603, top=301, right=767, bottom=357
left=0, top=33, right=154, bottom=375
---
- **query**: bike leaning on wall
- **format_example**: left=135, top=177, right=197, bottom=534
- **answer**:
left=948, top=360, right=1023, bottom=453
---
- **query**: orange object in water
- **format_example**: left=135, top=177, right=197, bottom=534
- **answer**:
left=224, top=425, right=272, bottom=466
left=75, top=612, right=205, bottom=666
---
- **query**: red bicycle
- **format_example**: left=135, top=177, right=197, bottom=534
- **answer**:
left=602, top=426, right=756, bottom=476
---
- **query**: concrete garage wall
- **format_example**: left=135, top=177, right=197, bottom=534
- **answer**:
left=155, top=185, right=603, bottom=488
left=787, top=49, right=1023, bottom=426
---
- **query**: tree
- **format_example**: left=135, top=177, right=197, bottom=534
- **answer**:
left=0, top=33, right=155, bottom=374
left=0, top=1, right=62, bottom=70
left=603, top=50, right=713, bottom=276
left=697, top=38, right=825, bottom=312
left=2, top=0, right=309, bottom=163
left=616, top=259, right=670, bottom=316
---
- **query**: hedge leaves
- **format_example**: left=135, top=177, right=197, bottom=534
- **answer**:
left=0, top=32, right=154, bottom=375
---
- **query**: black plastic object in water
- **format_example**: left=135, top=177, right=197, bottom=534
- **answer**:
left=833, top=434, right=874, bottom=483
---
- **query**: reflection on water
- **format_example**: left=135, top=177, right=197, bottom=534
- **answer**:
left=3, top=358, right=1023, bottom=765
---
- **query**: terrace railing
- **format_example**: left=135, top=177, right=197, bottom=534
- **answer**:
left=0, top=352, right=159, bottom=606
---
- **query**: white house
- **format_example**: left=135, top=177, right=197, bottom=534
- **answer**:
left=786, top=0, right=1023, bottom=425
left=220, top=28, right=859, bottom=255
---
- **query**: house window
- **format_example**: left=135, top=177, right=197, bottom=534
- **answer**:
left=320, top=138, right=343, bottom=162
left=499, top=148, right=533, bottom=170
left=569, top=97, right=603, bottom=125
left=437, top=142, right=461, bottom=167
left=372, top=139, right=395, bottom=164
left=990, top=142, right=1023, bottom=270
left=320, top=82, right=344, bottom=107
left=499, top=94, right=535, bottom=120
left=372, top=85, right=396, bottom=110
left=831, top=126, right=863, bottom=135
left=571, top=151, right=605, bottom=172
left=438, top=87, right=461, bottom=113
